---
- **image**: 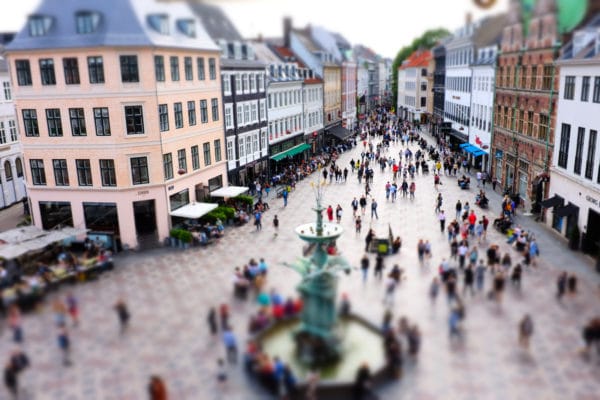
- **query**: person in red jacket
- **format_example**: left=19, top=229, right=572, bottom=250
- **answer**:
left=468, top=211, right=477, bottom=235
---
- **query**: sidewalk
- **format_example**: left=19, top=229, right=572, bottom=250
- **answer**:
left=419, top=127, right=600, bottom=283
left=0, top=201, right=25, bottom=232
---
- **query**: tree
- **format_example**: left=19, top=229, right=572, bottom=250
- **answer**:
left=391, top=28, right=450, bottom=109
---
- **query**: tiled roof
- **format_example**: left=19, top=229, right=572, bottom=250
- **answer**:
left=187, top=2, right=242, bottom=42
left=304, top=77, right=323, bottom=84
left=400, top=50, right=432, bottom=69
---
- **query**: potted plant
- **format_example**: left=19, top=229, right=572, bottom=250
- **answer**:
left=179, top=230, right=193, bottom=249
left=169, top=229, right=180, bottom=248
left=569, top=225, right=580, bottom=251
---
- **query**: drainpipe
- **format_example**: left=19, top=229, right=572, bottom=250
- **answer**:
left=544, top=44, right=560, bottom=179
left=489, top=52, right=499, bottom=176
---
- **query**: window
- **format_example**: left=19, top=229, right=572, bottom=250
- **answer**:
left=581, top=76, right=590, bottom=101
left=69, top=108, right=86, bottom=136
left=239, top=137, right=245, bottom=157
left=259, top=100, right=265, bottom=121
left=0, top=122, right=4, bottom=144
left=125, top=106, right=144, bottom=134
left=251, top=103, right=257, bottom=122
left=594, top=77, right=600, bottom=103
left=236, top=105, right=242, bottom=127
left=530, top=66, right=537, bottom=90
left=3, top=81, right=11, bottom=100
left=211, top=98, right=219, bottom=122
left=39, top=58, right=56, bottom=85
left=174, top=102, right=183, bottom=129
left=170, top=56, right=180, bottom=81
left=76, top=11, right=99, bottom=34
left=28, top=15, right=51, bottom=37
left=214, top=139, right=222, bottom=162
left=130, top=157, right=149, bottom=185
left=154, top=55, right=165, bottom=82
left=177, top=149, right=187, bottom=172
left=93, top=107, right=110, bottom=136
left=249, top=73, right=256, bottom=92
left=225, top=106, right=232, bottom=128
left=558, top=123, right=570, bottom=168
left=242, top=74, right=248, bottom=92
left=542, top=65, right=553, bottom=90
left=539, top=114, right=549, bottom=140
left=159, top=104, right=169, bottom=132
left=63, top=58, right=80, bottom=84
left=243, top=104, right=249, bottom=124
left=203, top=142, right=211, bottom=165
left=574, top=127, right=585, bottom=175
left=209, top=58, right=216, bottom=80
left=223, top=74, right=230, bottom=93
left=187, top=101, right=196, bottom=126
left=585, top=130, right=597, bottom=179
left=120, top=55, right=139, bottom=83
left=235, top=74, right=241, bottom=93
left=197, top=57, right=205, bottom=80
left=76, top=159, right=93, bottom=186
left=9, top=121, right=17, bottom=141
left=15, top=60, right=32, bottom=86
left=420, top=97, right=426, bottom=108
left=99, top=159, right=116, bottom=186
left=177, top=19, right=196, bottom=37
left=46, top=108, right=63, bottom=137
left=30, top=159, right=46, bottom=185
left=226, top=140, right=233, bottom=160
left=261, top=131, right=266, bottom=149
left=22, top=109, right=39, bottom=137
left=200, top=100, right=208, bottom=123
left=15, top=158, right=23, bottom=177
left=184, top=57, right=193, bottom=81
left=564, top=76, right=575, bottom=100
left=148, top=14, right=169, bottom=35
left=191, top=145, right=200, bottom=170
left=258, top=74, right=264, bottom=91
left=163, top=153, right=173, bottom=180
left=526, top=111, right=534, bottom=136
left=87, top=56, right=104, bottom=84
left=53, top=159, right=69, bottom=186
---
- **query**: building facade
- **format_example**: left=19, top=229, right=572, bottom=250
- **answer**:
left=397, top=50, right=432, bottom=124
left=546, top=14, right=600, bottom=254
left=432, top=43, right=447, bottom=136
left=190, top=3, right=268, bottom=186
left=6, top=0, right=228, bottom=249
left=0, top=52, right=26, bottom=210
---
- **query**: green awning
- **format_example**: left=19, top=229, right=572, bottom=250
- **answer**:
left=270, top=143, right=311, bottom=162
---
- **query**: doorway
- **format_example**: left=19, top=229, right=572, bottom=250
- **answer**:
left=133, top=200, right=157, bottom=248
left=583, top=209, right=600, bottom=255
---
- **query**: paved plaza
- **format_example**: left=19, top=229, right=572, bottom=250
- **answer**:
left=1, top=132, right=600, bottom=400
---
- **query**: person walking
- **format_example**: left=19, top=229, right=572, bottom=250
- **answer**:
left=438, top=210, right=446, bottom=233
left=371, top=198, right=379, bottom=220
left=208, top=307, right=218, bottom=335
left=409, top=181, right=416, bottom=200
left=351, top=197, right=359, bottom=218
left=327, top=205, right=334, bottom=222
left=365, top=229, right=374, bottom=252
left=355, top=216, right=362, bottom=235
left=359, top=195, right=367, bottom=215
left=557, top=271, right=568, bottom=300
left=374, top=254, right=385, bottom=281
left=336, top=205, right=343, bottom=224
left=4, top=359, right=19, bottom=400
left=455, top=200, right=462, bottom=220
left=57, top=325, right=72, bottom=366
left=282, top=188, right=288, bottom=207
left=519, top=314, right=534, bottom=350
left=114, top=299, right=130, bottom=335
left=360, top=255, right=370, bottom=284
left=66, top=292, right=79, bottom=327
left=148, top=375, right=168, bottom=400
left=273, top=215, right=279, bottom=237
left=463, top=264, right=475, bottom=296
left=254, top=210, right=262, bottom=231
left=475, top=259, right=486, bottom=292
left=429, top=277, right=440, bottom=305
left=435, top=193, right=443, bottom=214
left=222, top=326, right=238, bottom=365
left=8, top=305, right=23, bottom=344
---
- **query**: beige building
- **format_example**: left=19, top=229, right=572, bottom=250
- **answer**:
left=323, top=64, right=342, bottom=129
left=5, top=0, right=227, bottom=249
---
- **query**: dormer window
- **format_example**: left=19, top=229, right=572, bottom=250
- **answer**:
left=241, top=44, right=248, bottom=59
left=148, top=14, right=169, bottom=35
left=28, top=15, right=52, bottom=37
left=177, top=19, right=196, bottom=38
left=76, top=11, right=100, bottom=34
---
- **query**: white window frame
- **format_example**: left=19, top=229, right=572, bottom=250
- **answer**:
left=225, top=105, right=233, bottom=129
left=226, top=138, right=234, bottom=160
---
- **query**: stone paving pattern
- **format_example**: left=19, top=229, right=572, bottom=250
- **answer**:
left=1, top=132, right=600, bottom=400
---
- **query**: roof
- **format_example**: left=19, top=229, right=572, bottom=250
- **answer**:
left=220, top=57, right=266, bottom=69
left=332, top=32, right=351, bottom=50
left=304, top=77, right=323, bottom=84
left=187, top=2, right=242, bottom=42
left=6, top=0, right=219, bottom=52
left=400, top=50, right=432, bottom=69
left=353, top=44, right=378, bottom=62
left=0, top=56, right=7, bottom=73
left=293, top=28, right=321, bottom=53
left=250, top=41, right=283, bottom=64
left=472, top=13, right=508, bottom=49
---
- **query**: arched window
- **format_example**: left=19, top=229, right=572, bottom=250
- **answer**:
left=4, top=160, right=12, bottom=181
left=15, top=158, right=23, bottom=178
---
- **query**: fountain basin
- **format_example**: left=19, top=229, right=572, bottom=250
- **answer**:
left=295, top=222, right=344, bottom=243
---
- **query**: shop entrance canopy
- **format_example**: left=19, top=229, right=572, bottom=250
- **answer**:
left=169, top=203, right=217, bottom=219
left=210, top=186, right=249, bottom=198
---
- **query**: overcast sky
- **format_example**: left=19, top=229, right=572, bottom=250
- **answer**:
left=1, top=0, right=509, bottom=58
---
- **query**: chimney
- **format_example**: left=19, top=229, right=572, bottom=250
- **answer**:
left=284, top=17, right=292, bottom=48
left=466, top=12, right=473, bottom=26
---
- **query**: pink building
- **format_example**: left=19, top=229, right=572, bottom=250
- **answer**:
left=5, top=0, right=227, bottom=249
left=341, top=60, right=357, bottom=131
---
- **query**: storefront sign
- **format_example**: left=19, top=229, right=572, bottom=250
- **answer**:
left=167, top=185, right=174, bottom=191
left=586, top=195, right=599, bottom=208
left=495, top=150, right=503, bottom=159
left=137, top=190, right=149, bottom=196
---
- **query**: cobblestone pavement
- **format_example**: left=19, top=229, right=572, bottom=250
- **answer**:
left=1, top=133, right=600, bottom=400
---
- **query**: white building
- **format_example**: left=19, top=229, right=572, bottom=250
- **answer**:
left=0, top=53, right=26, bottom=209
left=469, top=45, right=499, bottom=171
left=303, top=76, right=324, bottom=145
left=252, top=42, right=307, bottom=170
left=546, top=15, right=600, bottom=255
left=397, top=50, right=431, bottom=123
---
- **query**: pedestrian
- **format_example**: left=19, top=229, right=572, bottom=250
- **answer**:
left=365, top=229, right=374, bottom=252
left=557, top=271, right=568, bottom=300
left=282, top=188, right=288, bottom=207
left=327, top=205, right=334, bottom=222
left=463, top=264, right=475, bottom=296
left=254, top=210, right=262, bottom=231
left=359, top=195, right=367, bottom=215
left=567, top=273, right=578, bottom=296
left=438, top=210, right=446, bottom=233
left=435, top=193, right=443, bottom=213
left=336, top=205, right=343, bottom=223
left=371, top=198, right=379, bottom=220
left=353, top=363, right=373, bottom=400
left=4, top=360, right=18, bottom=400
left=475, top=259, right=486, bottom=292
left=222, top=326, right=238, bottom=365
left=519, top=314, right=534, bottom=349
left=429, top=277, right=440, bottom=304
left=493, top=271, right=505, bottom=304
left=148, top=375, right=168, bottom=400
left=374, top=254, right=385, bottom=281
left=114, top=299, right=130, bottom=335
left=216, top=358, right=227, bottom=386
left=351, top=197, right=359, bottom=217
left=273, top=214, right=279, bottom=237
left=208, top=307, right=218, bottom=335
left=57, top=324, right=72, bottom=366
left=383, top=275, right=397, bottom=305
left=492, top=177, right=498, bottom=191
left=360, top=255, right=370, bottom=284
left=7, top=305, right=23, bottom=344
left=219, top=303, right=229, bottom=331
left=409, top=181, right=416, bottom=199
left=355, top=216, right=362, bottom=234
left=66, top=292, right=79, bottom=327
left=417, top=239, right=425, bottom=265
left=458, top=242, right=469, bottom=269
left=482, top=215, right=489, bottom=240
left=455, top=200, right=462, bottom=220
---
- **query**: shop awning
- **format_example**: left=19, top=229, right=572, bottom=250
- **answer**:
left=460, top=144, right=487, bottom=157
left=554, top=204, right=579, bottom=218
left=270, top=143, right=311, bottom=162
left=0, top=226, right=89, bottom=260
left=327, top=125, right=353, bottom=140
left=541, top=195, right=563, bottom=208
left=210, top=186, right=249, bottom=198
left=170, top=202, right=217, bottom=219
